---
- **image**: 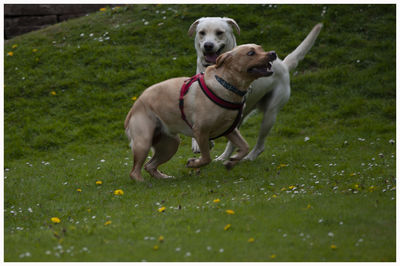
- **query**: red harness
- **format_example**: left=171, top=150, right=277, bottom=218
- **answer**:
left=179, top=73, right=244, bottom=140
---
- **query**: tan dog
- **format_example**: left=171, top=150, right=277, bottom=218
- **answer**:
left=188, top=18, right=322, bottom=160
left=124, top=44, right=277, bottom=181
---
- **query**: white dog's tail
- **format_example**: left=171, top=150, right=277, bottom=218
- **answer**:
left=283, top=23, right=323, bottom=72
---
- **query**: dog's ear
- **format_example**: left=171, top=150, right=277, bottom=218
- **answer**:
left=188, top=19, right=200, bottom=37
left=215, top=52, right=232, bottom=68
left=223, top=18, right=240, bottom=36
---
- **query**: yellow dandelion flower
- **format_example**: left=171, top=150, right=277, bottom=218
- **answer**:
left=51, top=217, right=61, bottom=223
left=213, top=198, right=220, bottom=203
left=131, top=96, right=137, bottom=101
left=354, top=184, right=359, bottom=190
left=280, top=187, right=287, bottom=191
left=272, top=194, right=277, bottom=198
left=330, top=244, right=337, bottom=250
left=248, top=237, right=255, bottom=243
left=7, top=51, right=14, bottom=56
left=51, top=91, right=56, bottom=96
left=158, top=206, right=166, bottom=213
left=114, top=189, right=124, bottom=195
left=153, top=245, right=159, bottom=251
left=288, top=185, right=296, bottom=190
left=104, top=220, right=112, bottom=226
left=270, top=254, right=277, bottom=259
left=158, top=235, right=164, bottom=242
left=224, top=224, right=231, bottom=231
left=100, top=7, right=107, bottom=11
left=76, top=188, right=82, bottom=192
left=307, top=204, right=312, bottom=209
left=277, top=163, right=287, bottom=169
left=12, top=44, right=18, bottom=49
left=368, top=185, right=376, bottom=192
left=225, top=209, right=235, bottom=215
left=96, top=180, right=103, bottom=185
left=32, top=48, right=38, bottom=53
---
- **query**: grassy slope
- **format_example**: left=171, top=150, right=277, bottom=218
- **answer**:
left=4, top=4, right=396, bottom=262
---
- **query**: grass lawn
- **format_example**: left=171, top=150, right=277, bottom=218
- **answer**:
left=3, top=4, right=396, bottom=262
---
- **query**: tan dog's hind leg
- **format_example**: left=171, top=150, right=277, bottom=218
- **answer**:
left=130, top=138, right=152, bottom=182
left=223, top=128, right=249, bottom=170
left=187, top=129, right=212, bottom=168
left=144, top=133, right=180, bottom=179
left=127, top=113, right=156, bottom=182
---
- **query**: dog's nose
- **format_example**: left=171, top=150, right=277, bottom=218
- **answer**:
left=268, top=51, right=277, bottom=61
left=204, top=42, right=214, bottom=52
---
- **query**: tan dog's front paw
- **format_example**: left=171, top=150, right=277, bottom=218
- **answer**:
left=186, top=158, right=201, bottom=168
left=130, top=172, right=145, bottom=182
left=186, top=157, right=211, bottom=168
left=223, top=158, right=240, bottom=170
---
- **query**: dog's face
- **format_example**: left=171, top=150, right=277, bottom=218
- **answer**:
left=216, top=44, right=277, bottom=79
left=188, top=17, right=240, bottom=66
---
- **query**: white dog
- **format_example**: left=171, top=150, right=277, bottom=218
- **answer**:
left=188, top=17, right=322, bottom=160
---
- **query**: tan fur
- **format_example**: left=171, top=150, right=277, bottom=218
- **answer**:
left=125, top=44, right=276, bottom=181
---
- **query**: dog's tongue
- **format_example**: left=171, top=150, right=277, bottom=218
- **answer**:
left=205, top=53, right=218, bottom=64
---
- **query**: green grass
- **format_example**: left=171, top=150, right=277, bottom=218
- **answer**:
left=4, top=4, right=396, bottom=262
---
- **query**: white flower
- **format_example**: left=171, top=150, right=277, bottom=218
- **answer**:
left=304, top=136, right=310, bottom=142
left=219, top=248, right=224, bottom=253
left=389, top=139, right=395, bottom=144
left=328, top=232, right=334, bottom=237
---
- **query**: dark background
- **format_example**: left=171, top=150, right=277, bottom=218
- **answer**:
left=4, top=4, right=114, bottom=39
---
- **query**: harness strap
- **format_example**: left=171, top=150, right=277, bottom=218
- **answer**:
left=179, top=74, right=201, bottom=129
left=179, top=73, right=244, bottom=139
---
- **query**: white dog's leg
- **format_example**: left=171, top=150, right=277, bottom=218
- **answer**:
left=191, top=138, right=201, bottom=153
left=244, top=110, right=277, bottom=161
left=215, top=141, right=235, bottom=161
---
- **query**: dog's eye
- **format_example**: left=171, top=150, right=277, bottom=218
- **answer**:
left=199, top=31, right=205, bottom=36
left=247, top=50, right=255, bottom=56
left=216, top=30, right=224, bottom=36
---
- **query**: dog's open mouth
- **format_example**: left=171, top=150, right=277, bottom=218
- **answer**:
left=248, top=51, right=277, bottom=77
left=248, top=61, right=274, bottom=77
left=204, top=44, right=226, bottom=64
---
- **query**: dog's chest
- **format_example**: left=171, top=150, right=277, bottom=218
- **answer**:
left=186, top=87, right=240, bottom=137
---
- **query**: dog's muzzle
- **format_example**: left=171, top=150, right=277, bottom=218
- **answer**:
left=203, top=44, right=226, bottom=64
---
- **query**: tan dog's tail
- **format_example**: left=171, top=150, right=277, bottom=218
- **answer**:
left=283, top=23, right=323, bottom=72
left=124, top=108, right=135, bottom=148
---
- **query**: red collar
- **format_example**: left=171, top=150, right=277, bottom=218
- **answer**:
left=179, top=73, right=243, bottom=139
